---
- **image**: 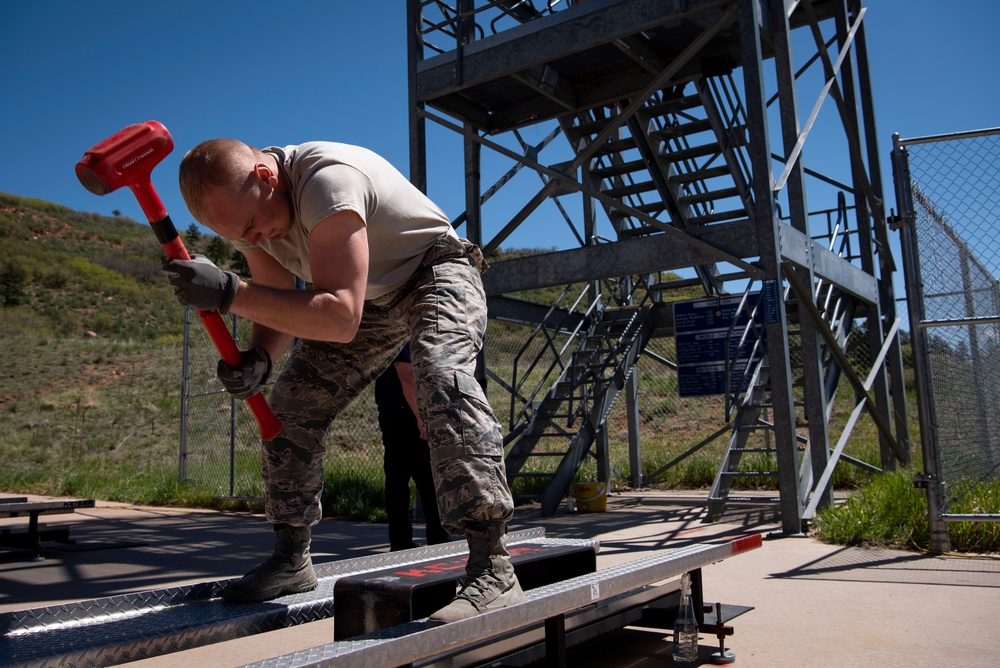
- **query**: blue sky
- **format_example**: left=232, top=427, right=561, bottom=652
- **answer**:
left=2, top=0, right=998, bottom=259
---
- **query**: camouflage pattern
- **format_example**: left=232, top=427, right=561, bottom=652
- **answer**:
left=264, top=236, right=513, bottom=534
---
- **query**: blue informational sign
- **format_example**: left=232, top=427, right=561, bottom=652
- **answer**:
left=674, top=294, right=766, bottom=397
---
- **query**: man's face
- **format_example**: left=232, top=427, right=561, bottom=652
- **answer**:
left=200, top=178, right=290, bottom=247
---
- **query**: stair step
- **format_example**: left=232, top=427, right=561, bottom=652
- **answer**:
left=688, top=207, right=747, bottom=225
left=678, top=186, right=739, bottom=205
left=648, top=118, right=713, bottom=141
left=660, top=143, right=720, bottom=163
left=566, top=113, right=620, bottom=139
left=591, top=158, right=647, bottom=179
left=588, top=136, right=638, bottom=158
left=602, top=180, right=656, bottom=198
left=633, top=202, right=667, bottom=216
left=668, top=165, right=731, bottom=183
left=597, top=321, right=636, bottom=333
left=643, top=93, right=702, bottom=116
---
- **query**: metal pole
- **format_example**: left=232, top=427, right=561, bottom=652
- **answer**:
left=891, top=134, right=950, bottom=552
left=740, top=0, right=803, bottom=534
left=229, top=313, right=239, bottom=497
left=407, top=0, right=427, bottom=193
left=853, top=0, right=910, bottom=461
left=179, top=308, right=191, bottom=482
left=770, top=0, right=832, bottom=511
left=626, top=368, right=642, bottom=489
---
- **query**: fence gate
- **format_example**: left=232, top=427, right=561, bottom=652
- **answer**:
left=892, top=127, right=1000, bottom=552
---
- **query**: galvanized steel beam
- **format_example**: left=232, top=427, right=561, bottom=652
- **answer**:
left=240, top=535, right=763, bottom=668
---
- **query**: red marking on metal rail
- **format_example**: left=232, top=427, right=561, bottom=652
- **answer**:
left=730, top=533, right=764, bottom=555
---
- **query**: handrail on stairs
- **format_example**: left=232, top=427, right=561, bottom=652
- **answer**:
left=505, top=274, right=656, bottom=471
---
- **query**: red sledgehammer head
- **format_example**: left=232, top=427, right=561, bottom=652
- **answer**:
left=75, top=121, right=173, bottom=196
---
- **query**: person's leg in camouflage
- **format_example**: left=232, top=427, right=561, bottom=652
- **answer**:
left=392, top=238, right=526, bottom=623
left=220, top=308, right=407, bottom=603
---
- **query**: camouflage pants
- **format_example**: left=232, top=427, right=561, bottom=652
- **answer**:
left=263, top=235, right=513, bottom=535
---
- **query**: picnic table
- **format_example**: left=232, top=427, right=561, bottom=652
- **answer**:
left=0, top=497, right=96, bottom=559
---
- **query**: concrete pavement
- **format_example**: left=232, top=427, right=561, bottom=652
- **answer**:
left=1, top=491, right=997, bottom=667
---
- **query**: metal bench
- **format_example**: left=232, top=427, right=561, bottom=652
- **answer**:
left=241, top=534, right=763, bottom=668
left=0, top=528, right=762, bottom=668
left=334, top=538, right=597, bottom=639
left=0, top=528, right=592, bottom=668
left=0, top=498, right=96, bottom=560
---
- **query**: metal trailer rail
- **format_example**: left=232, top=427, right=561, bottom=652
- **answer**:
left=242, top=534, right=763, bottom=668
left=1, top=528, right=592, bottom=668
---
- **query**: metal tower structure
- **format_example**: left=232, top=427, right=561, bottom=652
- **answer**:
left=406, top=0, right=909, bottom=533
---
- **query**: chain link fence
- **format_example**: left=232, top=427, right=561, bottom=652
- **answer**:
left=180, top=278, right=887, bottom=503
left=895, top=128, right=1000, bottom=534
left=179, top=291, right=765, bottom=503
left=179, top=311, right=382, bottom=499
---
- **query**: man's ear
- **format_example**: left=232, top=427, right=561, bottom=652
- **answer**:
left=254, top=162, right=278, bottom=188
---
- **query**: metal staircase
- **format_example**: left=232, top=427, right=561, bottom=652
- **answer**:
left=502, top=73, right=760, bottom=516
left=502, top=73, right=761, bottom=514
left=563, top=74, right=754, bottom=245
left=504, top=278, right=658, bottom=516
left=497, top=69, right=880, bottom=522
left=707, top=203, right=865, bottom=519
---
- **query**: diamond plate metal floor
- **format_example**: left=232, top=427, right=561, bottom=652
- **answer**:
left=0, top=529, right=599, bottom=668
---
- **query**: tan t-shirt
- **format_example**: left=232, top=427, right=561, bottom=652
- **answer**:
left=232, top=142, right=458, bottom=300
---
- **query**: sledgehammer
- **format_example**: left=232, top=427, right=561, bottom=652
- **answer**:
left=76, top=120, right=283, bottom=440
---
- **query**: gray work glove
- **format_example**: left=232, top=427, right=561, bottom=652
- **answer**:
left=162, top=254, right=239, bottom=314
left=217, top=347, right=272, bottom=400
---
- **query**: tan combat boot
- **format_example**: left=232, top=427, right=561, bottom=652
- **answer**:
left=428, top=522, right=526, bottom=624
left=219, top=523, right=318, bottom=603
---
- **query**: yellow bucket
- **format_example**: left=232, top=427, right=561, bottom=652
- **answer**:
left=573, top=482, right=607, bottom=513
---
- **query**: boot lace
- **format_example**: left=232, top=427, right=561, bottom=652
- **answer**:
left=455, top=570, right=504, bottom=605
left=242, top=552, right=289, bottom=578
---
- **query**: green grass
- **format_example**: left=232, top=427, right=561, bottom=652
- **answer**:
left=945, top=481, right=1000, bottom=553
left=814, top=470, right=1000, bottom=553
left=814, top=469, right=929, bottom=548
left=321, top=459, right=389, bottom=522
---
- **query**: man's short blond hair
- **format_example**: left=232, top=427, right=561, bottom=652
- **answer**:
left=178, top=138, right=263, bottom=221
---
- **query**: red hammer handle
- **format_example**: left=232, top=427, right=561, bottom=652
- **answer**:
left=134, top=184, right=283, bottom=441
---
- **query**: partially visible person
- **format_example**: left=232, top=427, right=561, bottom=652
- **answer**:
left=376, top=343, right=450, bottom=551
left=164, top=138, right=523, bottom=623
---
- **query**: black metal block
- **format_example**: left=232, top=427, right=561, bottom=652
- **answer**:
left=333, top=541, right=596, bottom=639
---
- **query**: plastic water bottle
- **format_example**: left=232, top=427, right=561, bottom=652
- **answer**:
left=673, top=572, right=699, bottom=666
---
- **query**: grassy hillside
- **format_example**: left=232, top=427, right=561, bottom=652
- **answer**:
left=0, top=192, right=240, bottom=341
left=0, top=192, right=246, bottom=506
